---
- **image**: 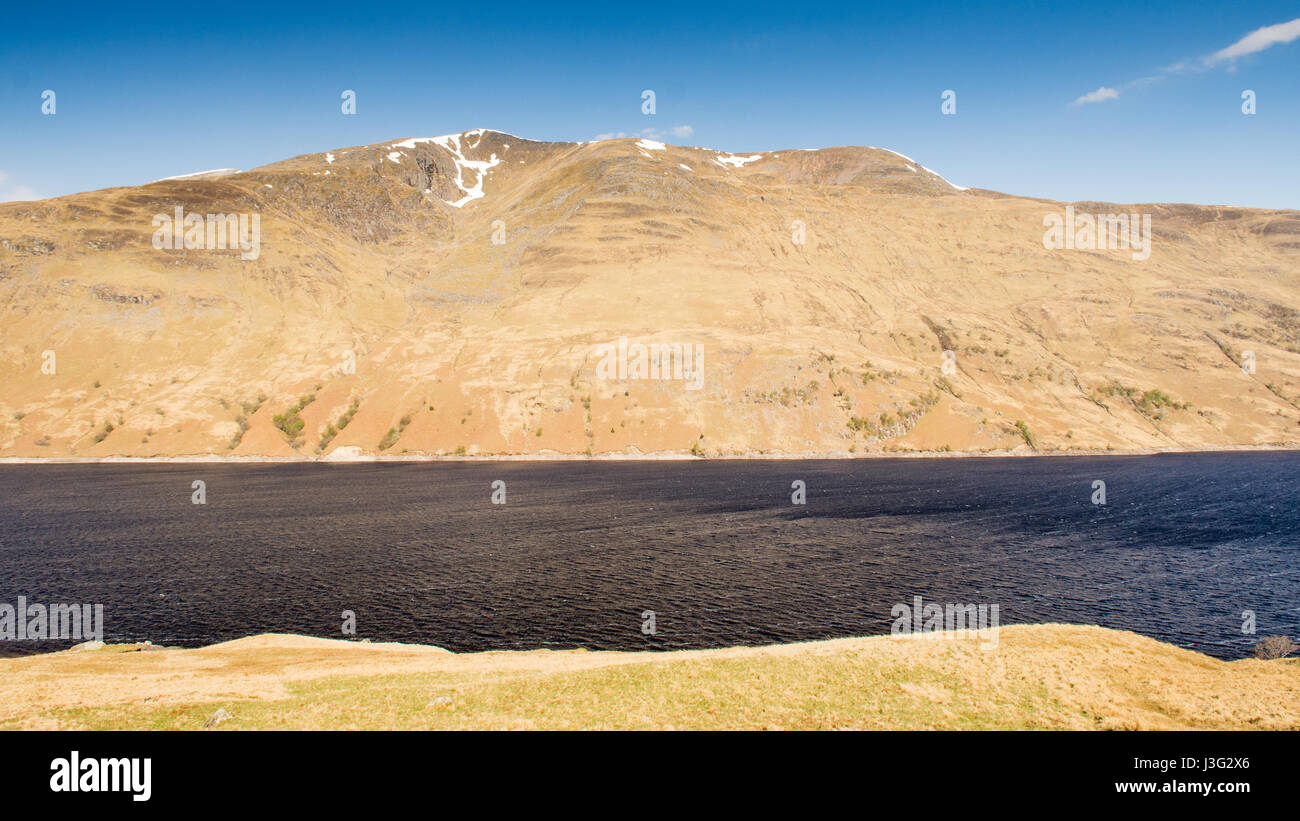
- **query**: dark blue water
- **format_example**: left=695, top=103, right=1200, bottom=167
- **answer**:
left=0, top=452, right=1296, bottom=658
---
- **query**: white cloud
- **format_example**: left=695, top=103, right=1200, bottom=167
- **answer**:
left=597, top=125, right=693, bottom=142
left=0, top=187, right=38, bottom=202
left=1072, top=86, right=1119, bottom=106
left=1206, top=17, right=1300, bottom=64
left=1072, top=17, right=1300, bottom=106
left=0, top=170, right=37, bottom=202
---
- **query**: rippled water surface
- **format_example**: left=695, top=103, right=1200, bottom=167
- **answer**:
left=1, top=453, right=1296, bottom=658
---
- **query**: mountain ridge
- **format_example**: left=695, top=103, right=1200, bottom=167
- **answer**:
left=2, top=129, right=1298, bottom=458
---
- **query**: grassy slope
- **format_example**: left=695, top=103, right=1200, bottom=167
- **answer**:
left=2, top=624, right=1296, bottom=730
left=4, top=133, right=1299, bottom=460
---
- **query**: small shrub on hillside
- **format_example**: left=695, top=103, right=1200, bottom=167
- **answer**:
left=1252, top=635, right=1298, bottom=660
left=272, top=393, right=316, bottom=447
left=336, top=398, right=360, bottom=430
left=317, top=424, right=338, bottom=452
left=378, top=411, right=412, bottom=451
left=1013, top=420, right=1036, bottom=450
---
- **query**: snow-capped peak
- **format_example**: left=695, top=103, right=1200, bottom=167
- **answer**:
left=151, top=168, right=240, bottom=183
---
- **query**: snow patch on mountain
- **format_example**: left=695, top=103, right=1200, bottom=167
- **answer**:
left=152, top=168, right=240, bottom=183
left=875, top=147, right=917, bottom=164
left=389, top=130, right=503, bottom=208
left=874, top=147, right=966, bottom=190
left=918, top=164, right=968, bottom=191
left=714, top=153, right=763, bottom=169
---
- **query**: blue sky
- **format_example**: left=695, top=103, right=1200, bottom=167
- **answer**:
left=2, top=1, right=1298, bottom=208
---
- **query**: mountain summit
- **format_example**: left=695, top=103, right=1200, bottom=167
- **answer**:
left=1, top=130, right=1297, bottom=457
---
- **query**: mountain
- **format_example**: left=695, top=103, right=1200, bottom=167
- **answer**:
left=1, top=129, right=1298, bottom=458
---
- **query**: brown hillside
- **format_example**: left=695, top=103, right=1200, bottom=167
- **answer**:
left=2, top=129, right=1298, bottom=458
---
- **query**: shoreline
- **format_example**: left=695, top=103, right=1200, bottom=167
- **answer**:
left=1, top=443, right=1296, bottom=465
left=0, top=622, right=1248, bottom=662
left=3, top=625, right=1296, bottom=730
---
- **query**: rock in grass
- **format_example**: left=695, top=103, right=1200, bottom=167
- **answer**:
left=203, top=708, right=234, bottom=728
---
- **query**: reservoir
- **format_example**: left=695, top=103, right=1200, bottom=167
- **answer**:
left=0, top=452, right=1295, bottom=658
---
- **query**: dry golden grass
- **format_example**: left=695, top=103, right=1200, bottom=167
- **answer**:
left=2, top=131, right=1298, bottom=460
left=1, top=624, right=1296, bottom=730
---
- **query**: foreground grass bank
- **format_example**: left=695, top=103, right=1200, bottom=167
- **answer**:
left=2, top=624, right=1296, bottom=730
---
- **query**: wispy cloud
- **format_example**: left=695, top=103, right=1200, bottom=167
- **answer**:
left=1206, top=17, right=1300, bottom=64
left=0, top=170, right=38, bottom=203
left=1072, top=17, right=1300, bottom=105
left=1072, top=86, right=1119, bottom=106
left=593, top=125, right=694, bottom=142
